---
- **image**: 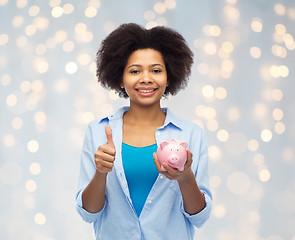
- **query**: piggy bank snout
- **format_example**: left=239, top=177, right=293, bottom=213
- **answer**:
left=169, top=153, right=180, bottom=162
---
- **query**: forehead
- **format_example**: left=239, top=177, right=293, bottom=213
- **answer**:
left=126, top=48, right=164, bottom=65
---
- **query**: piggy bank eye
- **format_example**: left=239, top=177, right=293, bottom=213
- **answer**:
left=170, top=149, right=172, bottom=151
left=177, top=149, right=179, bottom=151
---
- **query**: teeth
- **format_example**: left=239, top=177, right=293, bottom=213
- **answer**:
left=137, top=89, right=155, bottom=93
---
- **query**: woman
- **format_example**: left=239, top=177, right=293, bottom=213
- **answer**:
left=76, top=23, right=212, bottom=240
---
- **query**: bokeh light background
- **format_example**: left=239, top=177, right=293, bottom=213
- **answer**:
left=1, top=0, right=295, bottom=239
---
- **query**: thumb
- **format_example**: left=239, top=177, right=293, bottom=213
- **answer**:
left=105, top=125, right=115, bottom=148
left=186, top=150, right=193, bottom=166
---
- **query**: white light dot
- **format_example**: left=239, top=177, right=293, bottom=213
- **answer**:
left=0, top=0, right=8, bottom=6
left=34, top=112, right=47, bottom=124
left=250, top=46, right=261, bottom=59
left=154, top=2, right=166, bottom=14
left=272, top=108, right=284, bottom=121
left=109, top=90, right=120, bottom=100
left=227, top=107, right=240, bottom=122
left=29, top=162, right=41, bottom=175
left=1, top=74, right=11, bottom=86
left=82, top=112, right=95, bottom=124
left=65, top=61, right=78, bottom=74
left=215, top=87, right=227, bottom=99
left=259, top=169, right=271, bottom=182
left=144, top=10, right=156, bottom=21
left=12, top=117, right=23, bottom=129
left=261, top=129, right=272, bottom=142
left=208, top=145, right=222, bottom=162
left=6, top=94, right=18, bottom=107
left=25, top=180, right=37, bottom=192
left=28, top=5, right=40, bottom=16
left=249, top=211, right=260, bottom=223
left=85, top=6, right=97, bottom=18
left=274, top=3, right=286, bottom=16
left=63, top=3, right=74, bottom=14
left=165, top=0, right=176, bottom=9
left=27, top=140, right=39, bottom=153
left=202, top=85, right=215, bottom=98
left=251, top=18, right=263, bottom=32
left=52, top=6, right=63, bottom=18
left=282, top=148, right=293, bottom=161
left=210, top=175, right=221, bottom=188
left=204, top=42, right=217, bottom=55
left=248, top=139, right=259, bottom=152
left=0, top=33, right=9, bottom=45
left=206, top=119, right=219, bottom=132
left=3, top=134, right=16, bottom=147
left=217, top=129, right=229, bottom=142
left=274, top=122, right=285, bottom=134
left=77, top=53, right=92, bottom=66
left=62, top=41, right=75, bottom=52
left=34, top=213, right=46, bottom=225
left=54, top=79, right=69, bottom=93
left=213, top=204, right=226, bottom=218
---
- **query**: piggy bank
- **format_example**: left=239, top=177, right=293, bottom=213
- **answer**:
left=156, top=139, right=188, bottom=171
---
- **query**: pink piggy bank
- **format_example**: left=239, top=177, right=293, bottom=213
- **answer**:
left=157, top=139, right=188, bottom=171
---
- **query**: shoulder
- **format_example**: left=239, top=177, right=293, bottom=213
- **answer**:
left=165, top=108, right=204, bottom=134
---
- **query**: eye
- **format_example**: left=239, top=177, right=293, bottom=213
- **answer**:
left=153, top=69, right=162, bottom=73
left=130, top=69, right=139, bottom=74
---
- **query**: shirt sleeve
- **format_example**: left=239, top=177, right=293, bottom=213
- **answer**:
left=181, top=127, right=212, bottom=228
left=75, top=122, right=106, bottom=224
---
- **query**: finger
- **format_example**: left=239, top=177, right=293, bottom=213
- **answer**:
left=96, top=151, right=115, bottom=163
left=162, top=163, right=179, bottom=176
left=153, top=153, right=163, bottom=173
left=98, top=144, right=116, bottom=157
left=105, top=125, right=115, bottom=148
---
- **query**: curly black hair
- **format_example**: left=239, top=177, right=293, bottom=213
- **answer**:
left=96, top=23, right=194, bottom=98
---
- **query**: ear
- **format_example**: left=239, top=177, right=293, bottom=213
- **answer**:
left=160, top=141, right=170, bottom=150
left=180, top=141, right=188, bottom=149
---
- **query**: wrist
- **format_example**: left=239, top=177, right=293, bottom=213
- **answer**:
left=177, top=169, right=194, bottom=185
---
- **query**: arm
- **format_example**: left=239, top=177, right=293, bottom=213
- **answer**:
left=81, top=125, right=116, bottom=213
left=153, top=150, right=206, bottom=215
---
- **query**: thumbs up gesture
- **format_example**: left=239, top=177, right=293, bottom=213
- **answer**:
left=94, top=125, right=116, bottom=174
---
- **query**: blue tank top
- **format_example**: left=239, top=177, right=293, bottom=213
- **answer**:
left=122, top=142, right=158, bottom=217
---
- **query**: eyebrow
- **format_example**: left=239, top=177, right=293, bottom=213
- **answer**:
left=127, top=63, right=165, bottom=69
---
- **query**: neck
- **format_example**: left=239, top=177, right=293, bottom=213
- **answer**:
left=124, top=102, right=165, bottom=125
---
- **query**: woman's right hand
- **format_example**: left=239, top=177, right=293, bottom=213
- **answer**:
left=94, top=125, right=116, bottom=174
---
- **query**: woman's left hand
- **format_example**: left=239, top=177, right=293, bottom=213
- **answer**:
left=153, top=150, right=194, bottom=183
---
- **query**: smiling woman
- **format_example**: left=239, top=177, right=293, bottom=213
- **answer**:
left=122, top=49, right=168, bottom=106
left=76, top=23, right=212, bottom=240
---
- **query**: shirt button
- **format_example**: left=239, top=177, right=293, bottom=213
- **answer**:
left=160, top=175, right=164, bottom=179
left=148, top=200, right=152, bottom=204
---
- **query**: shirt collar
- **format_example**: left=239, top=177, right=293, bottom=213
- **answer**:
left=99, top=106, right=183, bottom=130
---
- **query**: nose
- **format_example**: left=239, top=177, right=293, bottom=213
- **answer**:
left=140, top=71, right=153, bottom=84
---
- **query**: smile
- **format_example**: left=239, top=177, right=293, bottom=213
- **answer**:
left=137, top=89, right=156, bottom=93
left=135, top=88, right=158, bottom=97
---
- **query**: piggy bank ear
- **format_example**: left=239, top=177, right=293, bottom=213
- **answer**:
left=160, top=141, right=170, bottom=150
left=180, top=141, right=188, bottom=149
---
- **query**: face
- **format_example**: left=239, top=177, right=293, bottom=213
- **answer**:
left=122, top=48, right=168, bottom=108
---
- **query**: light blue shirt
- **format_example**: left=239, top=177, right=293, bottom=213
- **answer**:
left=76, top=106, right=212, bottom=240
